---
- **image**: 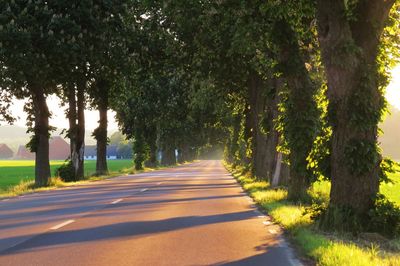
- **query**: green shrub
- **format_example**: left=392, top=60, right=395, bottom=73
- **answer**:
left=368, top=195, right=400, bottom=238
left=55, top=161, right=76, bottom=182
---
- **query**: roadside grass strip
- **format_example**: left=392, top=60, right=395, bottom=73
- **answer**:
left=225, top=163, right=400, bottom=266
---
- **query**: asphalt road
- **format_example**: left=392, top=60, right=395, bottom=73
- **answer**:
left=0, top=160, right=300, bottom=266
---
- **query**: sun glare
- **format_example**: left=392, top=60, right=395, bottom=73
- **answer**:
left=386, top=65, right=400, bottom=110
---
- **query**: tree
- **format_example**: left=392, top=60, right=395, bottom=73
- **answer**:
left=316, top=0, right=397, bottom=230
left=0, top=1, right=59, bottom=186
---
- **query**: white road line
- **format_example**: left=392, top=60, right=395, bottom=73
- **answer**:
left=157, top=182, right=163, bottom=185
left=263, top=221, right=272, bottom=225
left=140, top=188, right=148, bottom=192
left=50, top=220, right=75, bottom=230
left=2, top=199, right=10, bottom=202
left=258, top=215, right=266, bottom=218
left=111, top=199, right=123, bottom=204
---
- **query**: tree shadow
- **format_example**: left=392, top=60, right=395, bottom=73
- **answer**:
left=2, top=210, right=256, bottom=255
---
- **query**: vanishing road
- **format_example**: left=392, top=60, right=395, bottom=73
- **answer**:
left=0, top=160, right=300, bottom=266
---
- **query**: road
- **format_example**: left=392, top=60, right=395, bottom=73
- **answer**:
left=0, top=160, right=300, bottom=266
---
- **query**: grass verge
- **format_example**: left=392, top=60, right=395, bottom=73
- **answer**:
left=225, top=163, right=400, bottom=266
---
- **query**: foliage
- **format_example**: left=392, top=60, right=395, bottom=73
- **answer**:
left=55, top=161, right=76, bottom=182
left=369, top=194, right=400, bottom=238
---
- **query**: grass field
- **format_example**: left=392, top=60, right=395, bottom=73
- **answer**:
left=0, top=160, right=133, bottom=192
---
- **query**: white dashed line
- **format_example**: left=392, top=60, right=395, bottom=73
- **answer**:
left=258, top=215, right=266, bottom=218
left=50, top=220, right=75, bottom=230
left=140, top=188, right=148, bottom=192
left=2, top=199, right=10, bottom=202
left=111, top=199, right=123, bottom=204
left=263, top=221, right=272, bottom=225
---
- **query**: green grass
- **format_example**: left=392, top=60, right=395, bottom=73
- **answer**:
left=0, top=159, right=133, bottom=192
left=381, top=170, right=400, bottom=205
left=225, top=163, right=400, bottom=266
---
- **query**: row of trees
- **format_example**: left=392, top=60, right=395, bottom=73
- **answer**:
left=140, top=0, right=400, bottom=233
left=0, top=1, right=132, bottom=183
left=1, top=1, right=400, bottom=234
left=0, top=1, right=221, bottom=184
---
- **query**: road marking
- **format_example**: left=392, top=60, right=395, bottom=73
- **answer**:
left=111, top=199, right=123, bottom=204
left=2, top=199, right=10, bottom=202
left=50, top=220, right=75, bottom=230
left=258, top=215, right=266, bottom=218
left=157, top=182, right=163, bottom=185
left=263, top=221, right=272, bottom=225
left=140, top=188, right=148, bottom=192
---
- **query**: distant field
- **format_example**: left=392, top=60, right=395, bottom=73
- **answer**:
left=0, top=160, right=133, bottom=192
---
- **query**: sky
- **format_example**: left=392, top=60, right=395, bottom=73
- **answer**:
left=8, top=95, right=119, bottom=131
left=386, top=65, right=400, bottom=110
left=4, top=65, right=400, bottom=132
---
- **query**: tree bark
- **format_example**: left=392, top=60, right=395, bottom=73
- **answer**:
left=75, top=78, right=85, bottom=180
left=273, top=19, right=318, bottom=201
left=247, top=72, right=269, bottom=179
left=31, top=85, right=51, bottom=187
left=262, top=77, right=282, bottom=182
left=228, top=114, right=241, bottom=166
left=316, top=0, right=395, bottom=227
left=94, top=80, right=109, bottom=175
left=271, top=153, right=282, bottom=187
left=161, top=140, right=176, bottom=166
left=144, top=129, right=158, bottom=168
left=95, top=102, right=108, bottom=175
left=67, top=84, right=77, bottom=166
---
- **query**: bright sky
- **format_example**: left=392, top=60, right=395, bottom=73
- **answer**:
left=9, top=95, right=119, bottom=131
left=386, top=65, right=400, bottom=110
left=4, top=65, right=400, bottom=131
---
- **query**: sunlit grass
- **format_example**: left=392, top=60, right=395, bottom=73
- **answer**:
left=0, top=159, right=133, bottom=192
left=0, top=160, right=191, bottom=198
left=381, top=170, right=400, bottom=206
left=226, top=163, right=400, bottom=266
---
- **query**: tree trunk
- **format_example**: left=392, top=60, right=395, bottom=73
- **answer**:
left=241, top=102, right=253, bottom=168
left=262, top=77, right=282, bottom=182
left=271, top=153, right=282, bottom=187
left=31, top=85, right=51, bottom=187
left=93, top=80, right=109, bottom=176
left=186, top=147, right=196, bottom=162
left=229, top=114, right=241, bottom=166
left=161, top=141, right=176, bottom=166
left=133, top=128, right=146, bottom=170
left=316, top=0, right=394, bottom=229
left=177, top=148, right=184, bottom=164
left=247, top=72, right=269, bottom=179
left=95, top=102, right=108, bottom=175
left=272, top=19, right=319, bottom=201
left=145, top=129, right=158, bottom=168
left=75, top=79, right=85, bottom=180
left=67, top=84, right=77, bottom=165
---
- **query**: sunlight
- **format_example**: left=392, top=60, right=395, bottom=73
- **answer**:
left=386, top=65, right=400, bottom=110
left=8, top=95, right=119, bottom=131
